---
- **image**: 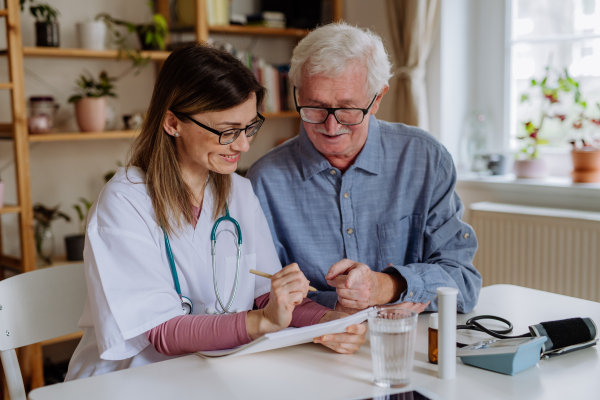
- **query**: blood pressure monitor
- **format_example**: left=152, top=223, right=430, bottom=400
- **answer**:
left=457, top=336, right=547, bottom=375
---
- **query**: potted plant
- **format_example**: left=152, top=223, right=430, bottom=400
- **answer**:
left=68, top=71, right=117, bottom=132
left=76, top=19, right=107, bottom=50
left=569, top=102, right=600, bottom=183
left=516, top=66, right=583, bottom=178
left=64, top=198, right=92, bottom=261
left=95, top=4, right=168, bottom=73
left=20, top=0, right=60, bottom=47
left=33, top=203, right=70, bottom=266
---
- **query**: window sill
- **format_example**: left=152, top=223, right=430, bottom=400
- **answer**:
left=456, top=174, right=600, bottom=201
left=456, top=174, right=600, bottom=215
left=457, top=173, right=600, bottom=192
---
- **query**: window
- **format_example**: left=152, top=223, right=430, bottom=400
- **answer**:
left=509, top=0, right=600, bottom=152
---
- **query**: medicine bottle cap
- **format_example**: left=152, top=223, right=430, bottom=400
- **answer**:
left=429, top=313, right=439, bottom=330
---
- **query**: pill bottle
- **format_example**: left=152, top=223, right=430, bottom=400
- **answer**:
left=428, top=313, right=438, bottom=364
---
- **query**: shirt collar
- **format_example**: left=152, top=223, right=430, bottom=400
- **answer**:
left=299, top=115, right=381, bottom=180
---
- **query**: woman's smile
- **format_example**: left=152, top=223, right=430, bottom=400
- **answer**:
left=220, top=153, right=240, bottom=163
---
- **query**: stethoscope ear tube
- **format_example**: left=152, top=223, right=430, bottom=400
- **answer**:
left=162, top=203, right=243, bottom=316
left=457, top=315, right=530, bottom=340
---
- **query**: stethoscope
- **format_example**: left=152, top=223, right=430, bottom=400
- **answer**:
left=162, top=203, right=243, bottom=316
left=456, top=315, right=530, bottom=347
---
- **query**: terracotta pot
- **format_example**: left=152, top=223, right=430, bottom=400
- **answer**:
left=513, top=158, right=547, bottom=179
left=74, top=97, right=106, bottom=132
left=571, top=149, right=600, bottom=183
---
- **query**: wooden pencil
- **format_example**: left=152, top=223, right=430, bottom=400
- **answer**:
left=249, top=269, right=318, bottom=292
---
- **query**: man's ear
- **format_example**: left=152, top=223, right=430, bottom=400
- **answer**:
left=163, top=110, right=180, bottom=137
left=370, top=86, right=389, bottom=115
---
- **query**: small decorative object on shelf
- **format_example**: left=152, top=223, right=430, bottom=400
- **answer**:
left=33, top=203, right=70, bottom=266
left=68, top=71, right=117, bottom=132
left=64, top=198, right=92, bottom=261
left=76, top=20, right=107, bottom=50
left=27, top=96, right=57, bottom=133
left=123, top=113, right=144, bottom=130
left=96, top=3, right=168, bottom=72
left=20, top=0, right=60, bottom=47
left=458, top=112, right=493, bottom=174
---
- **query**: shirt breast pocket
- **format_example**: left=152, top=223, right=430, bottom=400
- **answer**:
left=377, top=215, right=422, bottom=268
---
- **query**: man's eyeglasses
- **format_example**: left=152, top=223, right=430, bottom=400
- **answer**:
left=293, top=87, right=378, bottom=126
left=172, top=112, right=265, bottom=145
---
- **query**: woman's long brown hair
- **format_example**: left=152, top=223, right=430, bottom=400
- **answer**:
left=128, top=43, right=266, bottom=235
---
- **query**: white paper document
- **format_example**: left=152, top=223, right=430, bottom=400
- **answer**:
left=196, top=307, right=373, bottom=358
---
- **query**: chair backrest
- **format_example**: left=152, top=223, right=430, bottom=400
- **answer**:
left=0, top=263, right=87, bottom=400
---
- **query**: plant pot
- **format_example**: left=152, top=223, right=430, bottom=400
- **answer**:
left=136, top=25, right=161, bottom=50
left=76, top=21, right=107, bottom=50
left=513, top=158, right=547, bottom=179
left=35, top=224, right=54, bottom=266
left=64, top=234, right=85, bottom=261
left=571, top=149, right=600, bottom=183
left=74, top=97, right=106, bottom=132
left=35, top=21, right=59, bottom=47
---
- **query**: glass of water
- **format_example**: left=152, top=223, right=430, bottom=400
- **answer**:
left=368, top=307, right=418, bottom=388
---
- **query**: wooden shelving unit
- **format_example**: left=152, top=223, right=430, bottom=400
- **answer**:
left=23, top=47, right=171, bottom=60
left=208, top=25, right=308, bottom=37
left=28, top=130, right=139, bottom=142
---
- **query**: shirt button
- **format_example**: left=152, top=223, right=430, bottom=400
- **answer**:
left=409, top=292, right=413, bottom=297
left=463, top=233, right=470, bottom=239
left=346, top=228, right=354, bottom=235
left=330, top=170, right=337, bottom=175
left=343, top=192, right=349, bottom=198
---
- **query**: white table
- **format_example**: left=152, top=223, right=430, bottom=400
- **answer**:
left=29, top=285, right=600, bottom=400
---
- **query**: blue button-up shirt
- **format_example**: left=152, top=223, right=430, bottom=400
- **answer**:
left=247, top=115, right=481, bottom=312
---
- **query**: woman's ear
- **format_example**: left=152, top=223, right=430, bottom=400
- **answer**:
left=163, top=111, right=180, bottom=137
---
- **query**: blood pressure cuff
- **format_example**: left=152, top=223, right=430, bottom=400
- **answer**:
left=529, top=317, right=599, bottom=358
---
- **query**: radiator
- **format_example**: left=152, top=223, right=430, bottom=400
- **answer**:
left=469, top=202, right=600, bottom=302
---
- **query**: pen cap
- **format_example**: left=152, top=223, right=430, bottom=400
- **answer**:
left=429, top=313, right=439, bottom=330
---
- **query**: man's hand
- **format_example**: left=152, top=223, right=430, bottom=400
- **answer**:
left=325, top=259, right=403, bottom=312
left=313, top=311, right=367, bottom=354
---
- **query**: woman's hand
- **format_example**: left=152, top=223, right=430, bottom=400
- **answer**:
left=246, top=263, right=309, bottom=339
left=313, top=311, right=367, bottom=354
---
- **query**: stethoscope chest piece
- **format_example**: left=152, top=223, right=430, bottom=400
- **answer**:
left=181, top=296, right=193, bottom=315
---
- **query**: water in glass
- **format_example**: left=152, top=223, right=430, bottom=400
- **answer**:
left=368, top=307, right=418, bottom=388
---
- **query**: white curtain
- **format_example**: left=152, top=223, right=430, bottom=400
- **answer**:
left=386, top=0, right=440, bottom=130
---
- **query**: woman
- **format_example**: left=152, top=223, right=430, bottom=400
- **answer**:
left=66, top=43, right=366, bottom=380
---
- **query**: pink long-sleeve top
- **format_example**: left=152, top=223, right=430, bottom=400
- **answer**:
left=145, top=206, right=330, bottom=356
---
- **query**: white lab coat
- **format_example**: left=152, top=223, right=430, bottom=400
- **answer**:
left=65, top=167, right=282, bottom=380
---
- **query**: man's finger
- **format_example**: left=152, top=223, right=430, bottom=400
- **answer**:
left=326, top=275, right=349, bottom=289
left=336, top=288, right=368, bottom=301
left=345, top=265, right=368, bottom=288
left=325, top=259, right=356, bottom=280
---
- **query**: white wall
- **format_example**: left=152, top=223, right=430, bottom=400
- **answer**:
left=345, top=0, right=441, bottom=137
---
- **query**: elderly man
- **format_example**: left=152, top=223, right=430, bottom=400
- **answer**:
left=247, top=23, right=481, bottom=314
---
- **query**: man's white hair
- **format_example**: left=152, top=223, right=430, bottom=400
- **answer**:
left=290, top=22, right=392, bottom=97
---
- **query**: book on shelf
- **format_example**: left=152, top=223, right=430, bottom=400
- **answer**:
left=206, top=0, right=230, bottom=26
left=228, top=48, right=294, bottom=115
left=246, top=11, right=286, bottom=29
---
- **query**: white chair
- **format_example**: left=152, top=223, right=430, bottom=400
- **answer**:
left=0, top=263, right=86, bottom=400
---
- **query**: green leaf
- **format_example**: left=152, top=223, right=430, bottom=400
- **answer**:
left=520, top=93, right=529, bottom=103
left=73, top=204, right=84, bottom=221
left=537, top=139, right=550, bottom=145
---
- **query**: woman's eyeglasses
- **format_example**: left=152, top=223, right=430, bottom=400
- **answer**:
left=172, top=112, right=265, bottom=145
